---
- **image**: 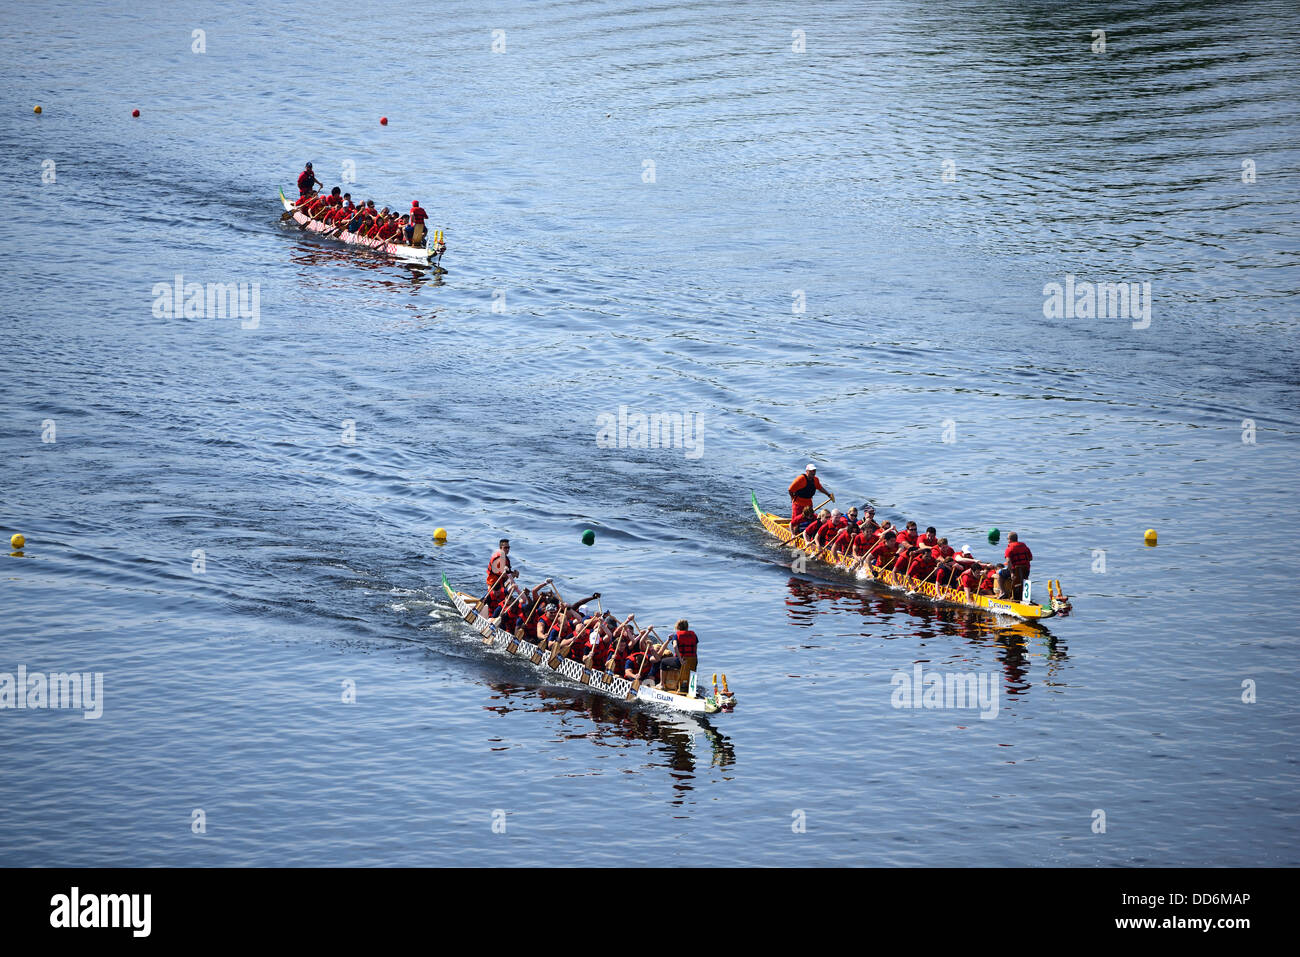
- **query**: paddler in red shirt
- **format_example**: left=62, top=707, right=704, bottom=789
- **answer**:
left=297, top=162, right=321, bottom=198
left=859, top=505, right=879, bottom=537
left=409, top=201, right=429, bottom=243
left=791, top=505, right=816, bottom=535
left=1004, top=533, right=1033, bottom=600
left=829, top=521, right=855, bottom=556
left=868, top=531, right=898, bottom=578
left=849, top=523, right=875, bottom=562
left=485, top=538, right=513, bottom=603
left=788, top=464, right=832, bottom=524
left=666, top=619, right=699, bottom=691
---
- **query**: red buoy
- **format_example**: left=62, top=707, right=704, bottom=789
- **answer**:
left=132, top=109, right=140, bottom=117
left=380, top=116, right=388, bottom=126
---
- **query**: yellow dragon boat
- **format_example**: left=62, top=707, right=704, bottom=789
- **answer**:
left=752, top=492, right=1071, bottom=621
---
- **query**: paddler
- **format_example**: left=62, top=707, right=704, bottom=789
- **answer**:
left=297, top=162, right=321, bottom=198
left=792, top=505, right=816, bottom=535
left=860, top=505, right=879, bottom=536
left=409, top=201, right=429, bottom=244
left=788, top=464, right=832, bottom=524
left=670, top=619, right=699, bottom=690
left=486, top=539, right=513, bottom=601
left=1004, top=533, right=1033, bottom=600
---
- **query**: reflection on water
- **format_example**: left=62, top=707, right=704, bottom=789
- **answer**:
left=783, top=577, right=1068, bottom=698
left=483, top=682, right=736, bottom=802
left=282, top=227, right=446, bottom=286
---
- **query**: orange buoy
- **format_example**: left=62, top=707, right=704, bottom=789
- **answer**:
left=33, top=105, right=42, bottom=114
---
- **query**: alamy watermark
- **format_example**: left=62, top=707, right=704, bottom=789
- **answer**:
left=1043, top=275, right=1151, bottom=329
left=596, top=405, right=703, bottom=459
left=1, top=666, right=103, bottom=719
left=891, top=664, right=999, bottom=720
left=152, top=273, right=260, bottom=328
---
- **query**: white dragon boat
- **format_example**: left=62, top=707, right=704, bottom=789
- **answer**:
left=442, top=575, right=736, bottom=715
left=279, top=188, right=444, bottom=265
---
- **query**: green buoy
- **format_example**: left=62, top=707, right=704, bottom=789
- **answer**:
left=987, top=527, right=1000, bottom=545
left=581, top=529, right=595, bottom=546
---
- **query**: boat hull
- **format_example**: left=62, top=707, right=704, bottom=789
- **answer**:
left=752, top=492, right=1057, bottom=621
left=279, top=188, right=440, bottom=264
left=441, top=575, right=729, bottom=714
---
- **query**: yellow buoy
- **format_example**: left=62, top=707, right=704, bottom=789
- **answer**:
left=33, top=105, right=42, bottom=114
left=10, top=533, right=25, bottom=549
left=1144, top=528, right=1157, bottom=546
left=433, top=528, right=447, bottom=543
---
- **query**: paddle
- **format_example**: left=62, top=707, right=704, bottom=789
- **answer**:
left=530, top=588, right=565, bottom=663
left=514, top=579, right=551, bottom=636
left=550, top=612, right=597, bottom=670
left=850, top=534, right=888, bottom=575
left=601, top=615, right=637, bottom=684
left=585, top=610, right=626, bottom=670
left=625, top=628, right=657, bottom=700
left=908, top=561, right=942, bottom=595
left=474, top=560, right=517, bottom=617
left=483, top=576, right=532, bottom=644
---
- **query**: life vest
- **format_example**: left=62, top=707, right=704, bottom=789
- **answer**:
left=791, top=474, right=817, bottom=500
left=486, top=549, right=511, bottom=588
left=675, top=629, right=698, bottom=657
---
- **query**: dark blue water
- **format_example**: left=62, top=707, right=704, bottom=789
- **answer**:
left=2, top=0, right=1298, bottom=865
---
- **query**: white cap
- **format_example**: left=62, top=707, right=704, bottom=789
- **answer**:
left=806, top=463, right=816, bottom=471
left=962, top=545, right=973, bottom=555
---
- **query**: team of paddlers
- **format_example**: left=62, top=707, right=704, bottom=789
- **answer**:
left=293, top=163, right=432, bottom=246
left=471, top=540, right=703, bottom=694
left=787, top=464, right=1035, bottom=603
